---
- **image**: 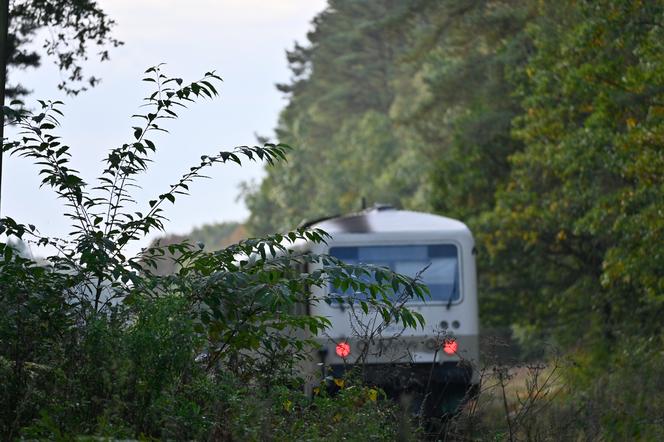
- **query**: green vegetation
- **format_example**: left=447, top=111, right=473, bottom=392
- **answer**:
left=7, top=0, right=120, bottom=97
left=246, top=0, right=664, bottom=358
left=2, top=0, right=664, bottom=439
left=0, top=67, right=428, bottom=440
left=242, top=0, right=664, bottom=439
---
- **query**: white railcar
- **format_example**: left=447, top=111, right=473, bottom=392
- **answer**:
left=298, top=206, right=480, bottom=414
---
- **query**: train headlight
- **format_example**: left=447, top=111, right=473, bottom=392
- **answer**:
left=442, top=338, right=458, bottom=355
left=335, top=342, right=351, bottom=358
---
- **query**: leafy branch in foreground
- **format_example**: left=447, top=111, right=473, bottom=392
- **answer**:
left=138, top=227, right=426, bottom=377
left=2, top=65, right=291, bottom=312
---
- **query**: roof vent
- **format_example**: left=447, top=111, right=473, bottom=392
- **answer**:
left=371, top=203, right=395, bottom=212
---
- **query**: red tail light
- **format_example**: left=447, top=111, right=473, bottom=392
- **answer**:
left=443, top=338, right=458, bottom=355
left=335, top=342, right=351, bottom=358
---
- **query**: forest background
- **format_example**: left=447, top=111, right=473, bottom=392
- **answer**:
left=202, top=0, right=664, bottom=363
left=173, top=0, right=664, bottom=436
left=157, top=0, right=664, bottom=436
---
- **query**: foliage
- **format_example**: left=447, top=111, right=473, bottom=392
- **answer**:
left=245, top=0, right=664, bottom=352
left=243, top=0, right=430, bottom=235
left=3, top=0, right=664, bottom=437
left=434, top=349, right=664, bottom=441
left=209, top=377, right=406, bottom=441
left=244, top=1, right=664, bottom=437
left=481, top=0, right=664, bottom=346
left=390, top=0, right=534, bottom=327
left=242, top=0, right=531, bottom=238
left=240, top=0, right=536, bottom=326
left=0, top=67, right=428, bottom=439
left=7, top=0, right=122, bottom=97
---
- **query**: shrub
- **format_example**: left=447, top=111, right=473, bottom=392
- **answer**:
left=0, top=66, right=426, bottom=440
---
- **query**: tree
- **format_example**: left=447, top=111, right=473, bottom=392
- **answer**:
left=243, top=0, right=536, bottom=328
left=245, top=0, right=664, bottom=354
left=6, top=0, right=122, bottom=97
left=482, top=0, right=664, bottom=347
left=388, top=0, right=534, bottom=327
left=244, top=0, right=426, bottom=235
left=1, top=0, right=121, bottom=217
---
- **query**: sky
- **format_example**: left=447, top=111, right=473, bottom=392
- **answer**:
left=3, top=0, right=327, bottom=256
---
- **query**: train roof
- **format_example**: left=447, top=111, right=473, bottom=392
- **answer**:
left=304, top=206, right=471, bottom=235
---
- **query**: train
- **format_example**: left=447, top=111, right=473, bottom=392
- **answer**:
left=293, top=205, right=480, bottom=415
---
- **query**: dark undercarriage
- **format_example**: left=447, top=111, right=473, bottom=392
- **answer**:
left=326, top=361, right=478, bottom=417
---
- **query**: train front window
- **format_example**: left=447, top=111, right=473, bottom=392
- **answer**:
left=329, top=244, right=460, bottom=303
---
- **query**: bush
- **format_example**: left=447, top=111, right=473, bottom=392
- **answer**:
left=0, top=66, right=427, bottom=440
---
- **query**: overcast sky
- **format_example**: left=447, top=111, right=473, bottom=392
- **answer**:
left=4, top=0, right=327, bottom=256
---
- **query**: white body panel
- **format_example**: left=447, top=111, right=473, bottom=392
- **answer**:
left=300, top=208, right=480, bottom=374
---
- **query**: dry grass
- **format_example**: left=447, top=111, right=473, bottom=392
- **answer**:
left=420, top=361, right=568, bottom=441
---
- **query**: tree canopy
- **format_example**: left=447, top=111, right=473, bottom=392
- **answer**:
left=7, top=0, right=121, bottom=97
left=245, top=0, right=664, bottom=352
